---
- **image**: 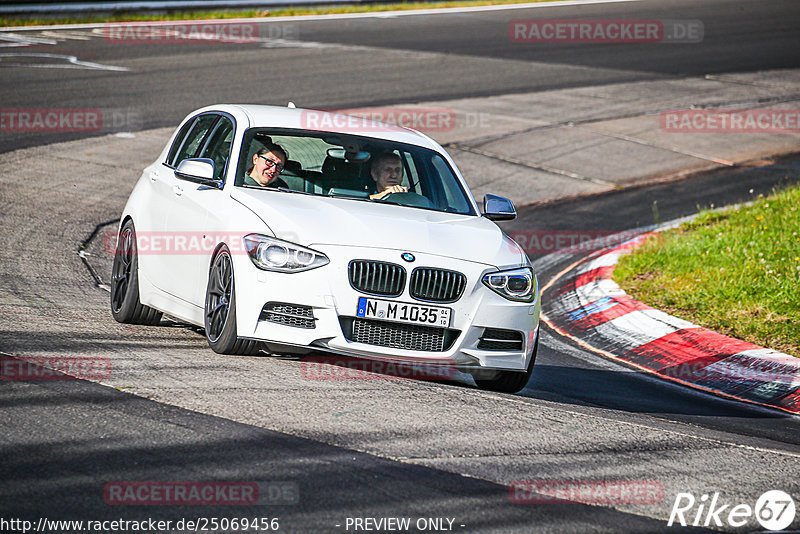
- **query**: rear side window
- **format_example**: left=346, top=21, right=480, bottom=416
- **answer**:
left=168, top=114, right=218, bottom=167
left=198, top=117, right=234, bottom=181
left=166, top=120, right=194, bottom=165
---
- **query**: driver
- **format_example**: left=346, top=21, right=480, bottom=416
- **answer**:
left=369, top=152, right=408, bottom=200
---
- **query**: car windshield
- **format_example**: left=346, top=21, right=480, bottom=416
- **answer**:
left=235, top=129, right=476, bottom=215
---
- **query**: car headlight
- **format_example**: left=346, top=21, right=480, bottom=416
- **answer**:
left=482, top=266, right=537, bottom=302
left=243, top=234, right=329, bottom=273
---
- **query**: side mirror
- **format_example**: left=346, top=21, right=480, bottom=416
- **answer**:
left=175, top=158, right=221, bottom=187
left=483, top=194, right=517, bottom=221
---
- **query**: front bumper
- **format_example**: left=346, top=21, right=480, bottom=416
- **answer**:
left=233, top=245, right=540, bottom=371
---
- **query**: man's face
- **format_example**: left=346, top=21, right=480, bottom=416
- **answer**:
left=371, top=156, right=403, bottom=191
left=252, top=150, right=286, bottom=185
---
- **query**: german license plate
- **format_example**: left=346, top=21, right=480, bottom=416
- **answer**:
left=356, top=297, right=451, bottom=327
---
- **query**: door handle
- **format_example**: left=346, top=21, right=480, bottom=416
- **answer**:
left=173, top=184, right=183, bottom=196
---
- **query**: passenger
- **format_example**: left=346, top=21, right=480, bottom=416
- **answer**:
left=368, top=152, right=408, bottom=200
left=244, top=142, right=288, bottom=188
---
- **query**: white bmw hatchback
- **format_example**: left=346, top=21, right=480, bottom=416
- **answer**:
left=111, top=104, right=540, bottom=392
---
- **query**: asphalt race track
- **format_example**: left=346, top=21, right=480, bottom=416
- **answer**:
left=1, top=0, right=799, bottom=152
left=1, top=0, right=800, bottom=532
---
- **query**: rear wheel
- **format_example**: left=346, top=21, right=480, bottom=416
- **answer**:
left=204, top=247, right=261, bottom=355
left=473, top=328, right=539, bottom=393
left=110, top=220, right=163, bottom=325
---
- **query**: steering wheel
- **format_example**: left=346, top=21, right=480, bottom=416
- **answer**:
left=380, top=191, right=434, bottom=209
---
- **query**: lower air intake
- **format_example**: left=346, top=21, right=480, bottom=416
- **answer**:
left=260, top=302, right=316, bottom=329
left=478, top=328, right=524, bottom=351
left=340, top=317, right=459, bottom=352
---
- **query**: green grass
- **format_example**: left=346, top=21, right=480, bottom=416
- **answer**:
left=0, top=0, right=555, bottom=27
left=614, top=183, right=800, bottom=357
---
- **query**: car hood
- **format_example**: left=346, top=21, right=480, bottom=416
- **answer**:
left=231, top=188, right=524, bottom=267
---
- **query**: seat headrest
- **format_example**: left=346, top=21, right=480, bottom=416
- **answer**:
left=321, top=156, right=367, bottom=191
left=283, top=160, right=302, bottom=173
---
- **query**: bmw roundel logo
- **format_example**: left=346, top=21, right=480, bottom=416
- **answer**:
left=401, top=252, right=415, bottom=262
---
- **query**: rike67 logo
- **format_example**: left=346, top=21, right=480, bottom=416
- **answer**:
left=668, top=490, right=796, bottom=530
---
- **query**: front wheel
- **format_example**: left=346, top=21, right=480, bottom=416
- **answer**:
left=473, top=328, right=539, bottom=393
left=110, top=220, right=162, bottom=325
left=204, top=247, right=260, bottom=355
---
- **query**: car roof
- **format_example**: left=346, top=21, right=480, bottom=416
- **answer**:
left=195, top=104, right=443, bottom=150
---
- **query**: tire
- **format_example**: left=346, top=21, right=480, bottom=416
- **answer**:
left=473, top=327, right=539, bottom=394
left=204, top=247, right=261, bottom=355
left=110, top=220, right=163, bottom=325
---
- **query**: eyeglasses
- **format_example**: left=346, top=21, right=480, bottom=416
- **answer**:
left=257, top=154, right=284, bottom=172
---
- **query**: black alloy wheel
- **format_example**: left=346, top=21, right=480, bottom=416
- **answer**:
left=204, top=247, right=260, bottom=355
left=110, top=220, right=162, bottom=325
